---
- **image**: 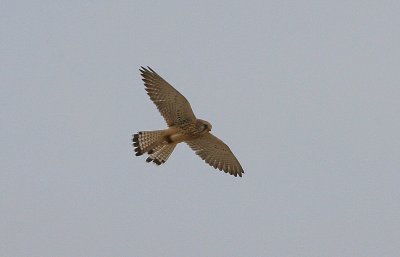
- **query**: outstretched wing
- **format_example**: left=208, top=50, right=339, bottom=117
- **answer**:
left=186, top=133, right=244, bottom=177
left=140, top=66, right=197, bottom=126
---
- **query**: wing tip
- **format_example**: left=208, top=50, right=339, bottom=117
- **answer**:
left=232, top=168, right=244, bottom=178
left=139, top=66, right=155, bottom=74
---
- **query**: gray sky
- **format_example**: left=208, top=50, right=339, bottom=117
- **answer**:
left=1, top=1, right=400, bottom=256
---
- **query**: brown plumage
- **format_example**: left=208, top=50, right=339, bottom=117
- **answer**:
left=132, top=66, right=244, bottom=177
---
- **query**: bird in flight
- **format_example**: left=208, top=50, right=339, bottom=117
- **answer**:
left=132, top=67, right=244, bottom=177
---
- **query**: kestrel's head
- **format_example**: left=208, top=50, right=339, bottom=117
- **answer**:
left=196, top=119, right=212, bottom=133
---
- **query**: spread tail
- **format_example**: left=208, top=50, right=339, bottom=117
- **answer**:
left=132, top=130, right=176, bottom=165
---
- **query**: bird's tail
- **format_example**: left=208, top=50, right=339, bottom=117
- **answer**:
left=132, top=130, right=176, bottom=165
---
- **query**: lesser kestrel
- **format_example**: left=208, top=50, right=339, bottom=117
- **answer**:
left=132, top=67, right=244, bottom=177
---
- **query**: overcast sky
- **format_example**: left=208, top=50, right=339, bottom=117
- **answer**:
left=1, top=1, right=400, bottom=256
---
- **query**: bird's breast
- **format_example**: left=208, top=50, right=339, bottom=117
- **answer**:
left=166, top=124, right=201, bottom=144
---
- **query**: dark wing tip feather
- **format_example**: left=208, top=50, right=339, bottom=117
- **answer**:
left=139, top=66, right=155, bottom=75
left=147, top=66, right=156, bottom=73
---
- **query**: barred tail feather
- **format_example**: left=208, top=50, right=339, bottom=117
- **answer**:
left=132, top=130, right=165, bottom=156
left=145, top=144, right=176, bottom=165
left=132, top=130, right=177, bottom=165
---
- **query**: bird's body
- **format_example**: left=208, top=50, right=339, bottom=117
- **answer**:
left=133, top=67, right=244, bottom=177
